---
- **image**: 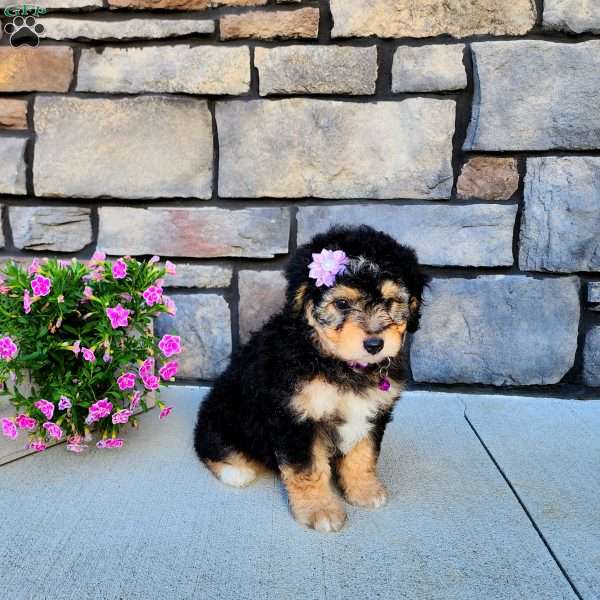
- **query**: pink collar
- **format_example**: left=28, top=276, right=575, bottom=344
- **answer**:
left=347, top=358, right=392, bottom=391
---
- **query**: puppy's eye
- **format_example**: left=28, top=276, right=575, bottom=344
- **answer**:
left=334, top=299, right=350, bottom=311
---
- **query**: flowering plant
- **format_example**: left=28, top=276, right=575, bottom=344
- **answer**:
left=0, top=253, right=181, bottom=453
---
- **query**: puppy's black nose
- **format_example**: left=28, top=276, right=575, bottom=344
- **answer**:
left=363, top=337, right=384, bottom=355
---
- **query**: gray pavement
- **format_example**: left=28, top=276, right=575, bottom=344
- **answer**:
left=0, top=388, right=598, bottom=600
left=465, top=394, right=600, bottom=600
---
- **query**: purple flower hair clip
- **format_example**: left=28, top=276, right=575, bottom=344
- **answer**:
left=308, top=249, right=349, bottom=288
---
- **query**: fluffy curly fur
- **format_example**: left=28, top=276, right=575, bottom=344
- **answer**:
left=194, top=226, right=429, bottom=531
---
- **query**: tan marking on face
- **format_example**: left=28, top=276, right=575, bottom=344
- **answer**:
left=381, top=279, right=410, bottom=302
left=308, top=281, right=409, bottom=361
left=381, top=280, right=411, bottom=324
left=311, top=314, right=405, bottom=362
left=280, top=436, right=346, bottom=532
left=205, top=452, right=267, bottom=488
left=331, top=320, right=366, bottom=359
left=337, top=437, right=388, bottom=508
left=374, top=322, right=405, bottom=358
left=388, top=301, right=409, bottom=324
left=394, top=322, right=407, bottom=334
left=380, top=279, right=403, bottom=299
left=306, top=299, right=348, bottom=358
left=326, top=285, right=362, bottom=303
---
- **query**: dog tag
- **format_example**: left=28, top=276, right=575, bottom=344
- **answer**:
left=378, top=377, right=391, bottom=392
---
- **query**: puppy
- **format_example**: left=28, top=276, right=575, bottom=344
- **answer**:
left=194, top=225, right=428, bottom=532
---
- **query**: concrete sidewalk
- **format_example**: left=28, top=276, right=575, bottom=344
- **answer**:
left=1, top=388, right=598, bottom=600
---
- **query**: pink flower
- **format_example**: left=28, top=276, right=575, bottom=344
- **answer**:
left=117, top=372, right=136, bottom=390
left=15, top=414, right=37, bottom=430
left=82, top=347, right=95, bottom=362
left=58, top=396, right=72, bottom=411
left=143, top=374, right=160, bottom=391
left=165, top=260, right=177, bottom=275
left=72, top=340, right=81, bottom=355
left=130, top=391, right=142, bottom=410
left=0, top=276, right=10, bottom=294
left=23, top=289, right=32, bottom=314
left=97, top=438, right=124, bottom=449
left=112, top=409, right=133, bottom=425
left=308, top=249, right=349, bottom=288
left=28, top=258, right=41, bottom=275
left=159, top=361, right=178, bottom=381
left=34, top=399, right=54, bottom=420
left=66, top=436, right=88, bottom=453
left=89, top=251, right=106, bottom=264
left=91, top=270, right=104, bottom=282
left=43, top=422, right=63, bottom=440
left=112, top=259, right=127, bottom=280
left=139, top=357, right=155, bottom=378
left=0, top=336, right=18, bottom=360
left=159, top=406, right=174, bottom=420
left=140, top=358, right=159, bottom=388
left=106, top=304, right=130, bottom=329
left=103, top=353, right=112, bottom=363
left=83, top=286, right=93, bottom=299
left=142, top=285, right=163, bottom=307
left=163, top=296, right=177, bottom=316
left=27, top=258, right=40, bottom=275
left=158, top=335, right=182, bottom=358
left=1, top=417, right=17, bottom=439
left=149, top=255, right=160, bottom=264
left=31, top=275, right=52, bottom=297
left=29, top=440, right=47, bottom=452
left=86, top=399, right=113, bottom=424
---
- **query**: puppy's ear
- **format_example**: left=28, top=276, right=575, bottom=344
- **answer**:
left=291, top=282, right=309, bottom=315
left=285, top=240, right=316, bottom=315
left=406, top=265, right=430, bottom=333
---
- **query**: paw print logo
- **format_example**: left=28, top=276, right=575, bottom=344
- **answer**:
left=4, top=16, right=45, bottom=48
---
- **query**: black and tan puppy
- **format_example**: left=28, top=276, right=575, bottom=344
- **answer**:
left=194, top=226, right=428, bottom=532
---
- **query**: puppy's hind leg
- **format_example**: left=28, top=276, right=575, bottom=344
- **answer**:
left=194, top=404, right=260, bottom=489
left=206, top=452, right=261, bottom=489
left=194, top=424, right=260, bottom=488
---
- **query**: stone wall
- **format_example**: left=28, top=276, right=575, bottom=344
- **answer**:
left=0, top=0, right=598, bottom=390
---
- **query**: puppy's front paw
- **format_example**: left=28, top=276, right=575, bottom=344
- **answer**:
left=343, top=478, right=388, bottom=509
left=293, top=499, right=347, bottom=532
